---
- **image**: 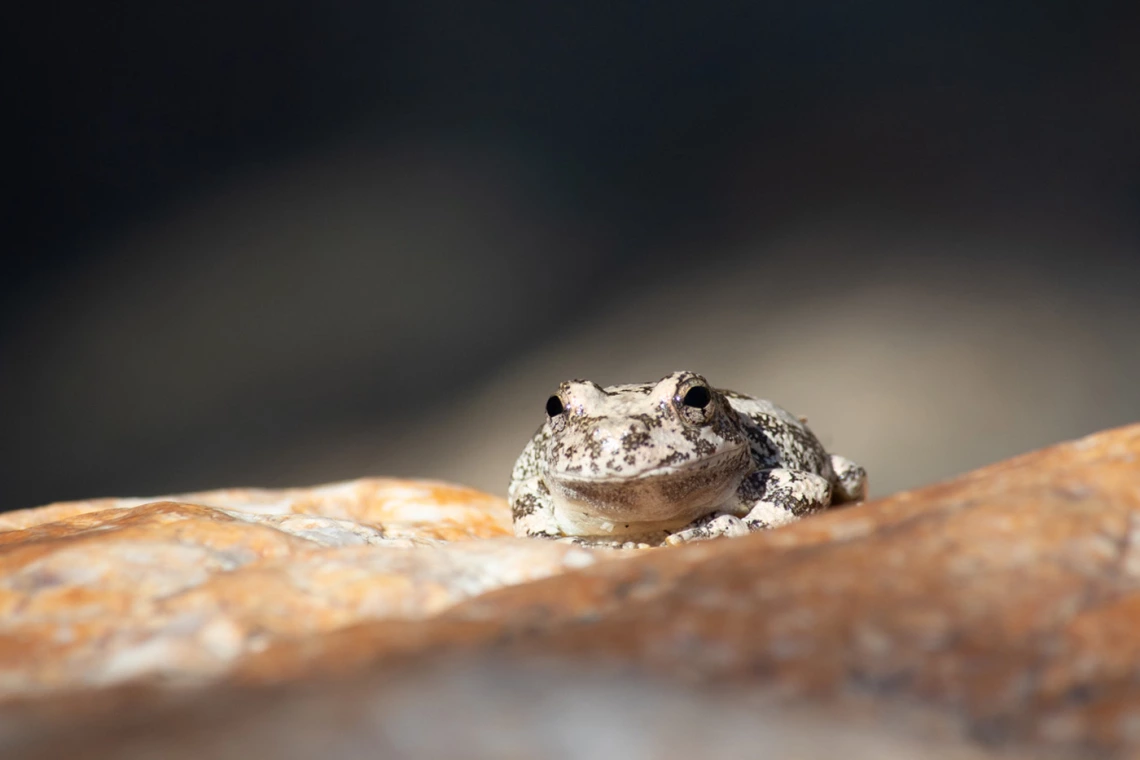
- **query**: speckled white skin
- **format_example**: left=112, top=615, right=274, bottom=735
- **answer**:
left=508, top=371, right=867, bottom=547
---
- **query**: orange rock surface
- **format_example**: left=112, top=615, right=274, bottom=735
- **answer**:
left=0, top=480, right=609, bottom=696
left=3, top=426, right=1140, bottom=758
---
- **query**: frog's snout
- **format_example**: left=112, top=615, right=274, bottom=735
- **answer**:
left=589, top=417, right=650, bottom=448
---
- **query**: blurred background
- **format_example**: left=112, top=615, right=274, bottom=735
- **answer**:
left=5, top=1, right=1139, bottom=512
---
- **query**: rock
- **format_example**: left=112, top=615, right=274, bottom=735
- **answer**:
left=0, top=479, right=610, bottom=695
left=2, top=425, right=1140, bottom=758
left=1, top=659, right=1031, bottom=760
left=0, top=478, right=515, bottom=541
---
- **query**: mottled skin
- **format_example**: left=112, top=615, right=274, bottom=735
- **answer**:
left=508, top=371, right=867, bottom=547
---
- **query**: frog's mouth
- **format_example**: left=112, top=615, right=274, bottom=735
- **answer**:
left=546, top=446, right=751, bottom=537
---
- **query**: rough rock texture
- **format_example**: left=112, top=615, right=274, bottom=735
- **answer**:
left=3, top=425, right=1140, bottom=758
left=0, top=479, right=607, bottom=695
left=0, top=478, right=514, bottom=540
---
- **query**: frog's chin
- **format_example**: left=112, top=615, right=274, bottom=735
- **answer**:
left=546, top=448, right=751, bottom=538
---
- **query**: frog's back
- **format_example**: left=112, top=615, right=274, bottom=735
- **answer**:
left=722, top=389, right=833, bottom=476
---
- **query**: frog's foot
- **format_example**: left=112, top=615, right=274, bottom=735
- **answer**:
left=829, top=454, right=868, bottom=503
left=664, top=512, right=749, bottom=546
left=738, top=468, right=833, bottom=530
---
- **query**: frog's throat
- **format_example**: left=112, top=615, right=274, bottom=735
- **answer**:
left=546, top=447, right=751, bottom=537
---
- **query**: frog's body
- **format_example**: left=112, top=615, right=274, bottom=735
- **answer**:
left=508, top=371, right=866, bottom=547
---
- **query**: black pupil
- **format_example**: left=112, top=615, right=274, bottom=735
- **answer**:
left=546, top=395, right=565, bottom=416
left=682, top=386, right=711, bottom=408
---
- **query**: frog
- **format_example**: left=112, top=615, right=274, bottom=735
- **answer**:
left=508, top=370, right=866, bottom=547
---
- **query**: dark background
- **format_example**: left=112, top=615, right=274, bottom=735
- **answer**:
left=6, top=2, right=1140, bottom=511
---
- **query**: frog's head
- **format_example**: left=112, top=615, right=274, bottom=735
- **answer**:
left=539, top=370, right=752, bottom=536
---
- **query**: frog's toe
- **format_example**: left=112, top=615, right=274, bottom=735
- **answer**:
left=666, top=513, right=748, bottom=545
left=830, top=454, right=867, bottom=503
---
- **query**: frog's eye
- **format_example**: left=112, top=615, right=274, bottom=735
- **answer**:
left=545, top=395, right=565, bottom=417
left=682, top=386, right=711, bottom=409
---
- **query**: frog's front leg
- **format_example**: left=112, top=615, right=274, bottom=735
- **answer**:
left=509, top=477, right=566, bottom=539
left=737, top=467, right=834, bottom=530
left=661, top=468, right=836, bottom=545
left=664, top=512, right=749, bottom=545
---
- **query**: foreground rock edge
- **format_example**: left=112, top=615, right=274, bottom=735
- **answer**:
left=2, top=423, right=1139, bottom=758
left=1, top=656, right=1054, bottom=760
